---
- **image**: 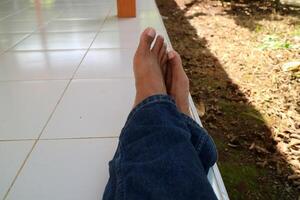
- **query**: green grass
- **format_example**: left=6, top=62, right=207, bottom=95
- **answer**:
left=255, top=24, right=264, bottom=33
left=218, top=99, right=266, bottom=124
left=241, top=111, right=265, bottom=123
left=218, top=100, right=237, bottom=115
left=257, top=23, right=300, bottom=50
left=292, top=25, right=300, bottom=36
left=213, top=136, right=227, bottom=151
left=258, top=35, right=292, bottom=50
left=219, top=162, right=258, bottom=199
left=192, top=77, right=224, bottom=90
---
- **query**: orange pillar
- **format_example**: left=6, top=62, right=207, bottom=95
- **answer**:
left=117, top=0, right=136, bottom=18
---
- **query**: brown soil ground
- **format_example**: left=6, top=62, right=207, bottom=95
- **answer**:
left=156, top=0, right=300, bottom=199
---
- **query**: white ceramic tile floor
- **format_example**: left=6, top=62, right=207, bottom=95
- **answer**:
left=4, top=9, right=61, bottom=22
left=136, top=0, right=158, bottom=10
left=137, top=9, right=162, bottom=19
left=75, top=49, right=134, bottom=79
left=40, top=20, right=103, bottom=32
left=0, top=50, right=85, bottom=81
left=57, top=7, right=110, bottom=21
left=41, top=79, right=135, bottom=139
left=0, top=80, right=68, bottom=140
left=94, top=29, right=171, bottom=50
left=0, top=4, right=27, bottom=13
left=101, top=15, right=164, bottom=32
left=0, top=33, right=29, bottom=53
left=110, top=7, right=162, bottom=19
left=54, top=1, right=113, bottom=7
left=13, top=32, right=97, bottom=51
left=91, top=31, right=140, bottom=49
left=0, top=0, right=227, bottom=199
left=0, top=20, right=40, bottom=33
left=60, top=5, right=112, bottom=13
left=5, top=138, right=118, bottom=200
left=0, top=11, right=16, bottom=21
left=0, top=141, right=34, bottom=199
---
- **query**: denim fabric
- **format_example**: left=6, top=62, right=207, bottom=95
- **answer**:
left=103, top=95, right=218, bottom=200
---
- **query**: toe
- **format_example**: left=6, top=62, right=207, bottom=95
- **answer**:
left=161, top=53, right=168, bottom=74
left=167, top=50, right=190, bottom=116
left=168, top=50, right=188, bottom=83
left=137, top=27, right=156, bottom=53
left=161, top=52, right=168, bottom=79
left=168, top=50, right=182, bottom=70
left=151, top=35, right=164, bottom=56
left=165, top=61, right=173, bottom=94
left=159, top=42, right=167, bottom=65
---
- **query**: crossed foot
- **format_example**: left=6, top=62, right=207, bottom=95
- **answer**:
left=133, top=27, right=190, bottom=116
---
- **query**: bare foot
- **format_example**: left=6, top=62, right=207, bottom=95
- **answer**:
left=133, top=28, right=167, bottom=107
left=165, top=50, right=191, bottom=116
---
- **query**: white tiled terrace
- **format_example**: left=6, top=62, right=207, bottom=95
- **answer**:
left=0, top=0, right=228, bottom=199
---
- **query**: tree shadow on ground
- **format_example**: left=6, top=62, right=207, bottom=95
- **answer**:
left=181, top=0, right=300, bottom=31
left=156, top=0, right=298, bottom=199
left=224, top=0, right=300, bottom=31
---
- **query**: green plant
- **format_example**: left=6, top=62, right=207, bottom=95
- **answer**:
left=258, top=35, right=292, bottom=50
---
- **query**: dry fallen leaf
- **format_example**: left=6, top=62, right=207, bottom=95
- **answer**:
left=196, top=101, right=206, bottom=117
left=288, top=174, right=300, bottom=180
left=282, top=61, right=300, bottom=72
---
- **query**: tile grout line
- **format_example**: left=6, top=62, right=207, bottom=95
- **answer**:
left=1, top=75, right=71, bottom=200
left=0, top=6, right=73, bottom=57
left=0, top=136, right=119, bottom=142
left=0, top=6, right=30, bottom=23
left=1, top=11, right=167, bottom=54
left=6, top=47, right=135, bottom=53
left=69, top=5, right=113, bottom=80
left=1, top=9, right=166, bottom=54
left=0, top=4, right=109, bottom=54
left=0, top=77, right=134, bottom=83
left=1, top=7, right=68, bottom=200
left=2, top=7, right=113, bottom=200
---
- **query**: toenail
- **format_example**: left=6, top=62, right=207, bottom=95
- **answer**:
left=147, top=28, right=156, bottom=38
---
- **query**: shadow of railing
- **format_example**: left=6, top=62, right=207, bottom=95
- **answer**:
left=155, top=0, right=298, bottom=199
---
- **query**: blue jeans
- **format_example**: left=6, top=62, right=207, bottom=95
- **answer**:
left=103, top=95, right=218, bottom=200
